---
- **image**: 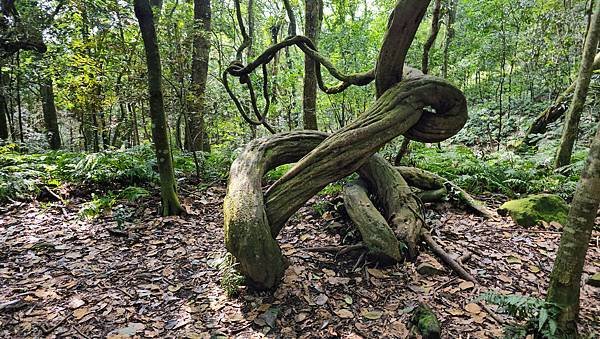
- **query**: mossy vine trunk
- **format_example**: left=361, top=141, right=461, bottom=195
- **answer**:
left=223, top=0, right=472, bottom=290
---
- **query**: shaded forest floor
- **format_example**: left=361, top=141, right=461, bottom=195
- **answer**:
left=1, top=182, right=599, bottom=338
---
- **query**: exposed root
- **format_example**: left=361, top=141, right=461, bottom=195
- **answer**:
left=396, top=166, right=493, bottom=218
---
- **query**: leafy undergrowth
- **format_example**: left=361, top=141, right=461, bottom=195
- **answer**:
left=1, top=183, right=598, bottom=338
left=0, top=144, right=234, bottom=203
left=397, top=143, right=585, bottom=199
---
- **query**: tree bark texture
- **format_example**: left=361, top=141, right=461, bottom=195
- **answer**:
left=134, top=0, right=183, bottom=216
left=554, top=0, right=600, bottom=168
left=343, top=180, right=403, bottom=262
left=186, top=0, right=211, bottom=152
left=302, top=0, right=323, bottom=130
left=375, top=0, right=430, bottom=97
left=442, top=0, right=456, bottom=79
left=40, top=78, right=61, bottom=149
left=547, top=124, right=600, bottom=336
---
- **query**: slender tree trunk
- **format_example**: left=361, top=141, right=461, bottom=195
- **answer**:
left=186, top=0, right=211, bottom=152
left=442, top=0, right=456, bottom=79
left=547, top=123, right=600, bottom=336
left=555, top=0, right=600, bottom=168
left=134, top=0, right=184, bottom=216
left=302, top=0, right=323, bottom=130
left=16, top=51, right=23, bottom=142
left=283, top=0, right=297, bottom=36
left=40, top=78, right=61, bottom=149
left=0, top=68, right=9, bottom=140
left=421, top=0, right=442, bottom=75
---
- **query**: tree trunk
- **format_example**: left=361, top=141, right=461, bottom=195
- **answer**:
left=134, top=0, right=184, bottom=216
left=421, top=0, right=442, bottom=75
left=441, top=0, right=456, bottom=79
left=0, top=68, right=9, bottom=140
left=186, top=0, right=211, bottom=152
left=40, top=78, right=61, bottom=150
left=283, top=0, right=297, bottom=36
left=546, top=122, right=600, bottom=336
left=523, top=53, right=600, bottom=146
left=302, top=0, right=323, bottom=130
left=375, top=0, right=430, bottom=97
left=358, top=155, right=423, bottom=258
left=555, top=1, right=600, bottom=168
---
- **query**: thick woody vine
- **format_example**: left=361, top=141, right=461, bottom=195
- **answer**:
left=221, top=0, right=495, bottom=313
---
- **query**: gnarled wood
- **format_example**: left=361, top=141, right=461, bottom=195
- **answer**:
left=223, top=131, right=329, bottom=289
left=265, top=75, right=467, bottom=235
left=343, top=180, right=402, bottom=262
left=359, top=154, right=423, bottom=258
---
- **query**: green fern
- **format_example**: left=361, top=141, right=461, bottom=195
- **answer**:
left=479, top=292, right=561, bottom=338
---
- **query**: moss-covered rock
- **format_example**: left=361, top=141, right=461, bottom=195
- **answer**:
left=498, top=194, right=569, bottom=227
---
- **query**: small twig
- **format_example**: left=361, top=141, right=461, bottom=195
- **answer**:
left=43, top=186, right=65, bottom=204
left=72, top=325, right=91, bottom=339
left=352, top=251, right=367, bottom=272
left=457, top=252, right=472, bottom=265
left=336, top=243, right=366, bottom=257
left=481, top=303, right=504, bottom=325
left=115, top=287, right=133, bottom=299
left=39, top=316, right=68, bottom=334
left=422, top=231, right=477, bottom=283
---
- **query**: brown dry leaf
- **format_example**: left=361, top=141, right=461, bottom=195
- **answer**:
left=498, top=274, right=512, bottom=283
left=73, top=307, right=90, bottom=319
left=361, top=310, right=382, bottom=320
left=464, top=303, right=482, bottom=314
left=295, top=313, right=308, bottom=322
left=334, top=309, right=354, bottom=319
left=68, top=297, right=85, bottom=309
left=388, top=320, right=409, bottom=336
left=315, top=294, right=328, bottom=306
left=458, top=281, right=475, bottom=290
left=366, top=268, right=387, bottom=279
left=448, top=308, right=465, bottom=316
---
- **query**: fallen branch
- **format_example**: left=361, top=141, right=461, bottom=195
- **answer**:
left=421, top=231, right=477, bottom=283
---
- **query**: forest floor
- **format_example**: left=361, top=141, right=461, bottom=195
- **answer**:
left=0, top=181, right=599, bottom=338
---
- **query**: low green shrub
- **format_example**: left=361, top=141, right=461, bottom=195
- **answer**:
left=479, top=292, right=561, bottom=338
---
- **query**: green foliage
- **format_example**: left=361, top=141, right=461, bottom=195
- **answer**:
left=403, top=144, right=582, bottom=198
left=79, top=192, right=117, bottom=219
left=215, top=253, right=245, bottom=298
left=69, top=145, right=158, bottom=186
left=479, top=292, right=561, bottom=339
left=119, top=186, right=150, bottom=202
left=265, top=164, right=293, bottom=181
left=199, top=149, right=236, bottom=182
